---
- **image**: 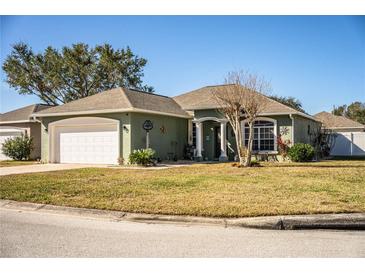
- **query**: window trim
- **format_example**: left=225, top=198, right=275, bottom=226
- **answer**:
left=241, top=117, right=278, bottom=152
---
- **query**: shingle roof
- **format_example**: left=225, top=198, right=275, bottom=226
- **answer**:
left=173, top=85, right=317, bottom=120
left=0, top=104, right=52, bottom=123
left=314, top=111, right=364, bottom=129
left=34, top=87, right=190, bottom=118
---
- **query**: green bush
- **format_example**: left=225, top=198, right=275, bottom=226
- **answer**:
left=288, top=143, right=315, bottom=162
left=1, top=134, right=34, bottom=160
left=129, top=148, right=156, bottom=166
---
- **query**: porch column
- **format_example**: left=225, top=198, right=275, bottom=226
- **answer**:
left=219, top=121, right=228, bottom=161
left=195, top=121, right=203, bottom=161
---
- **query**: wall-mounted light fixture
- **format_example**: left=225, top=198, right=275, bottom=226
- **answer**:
left=123, top=125, right=129, bottom=133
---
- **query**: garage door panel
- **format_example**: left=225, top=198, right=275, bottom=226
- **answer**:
left=58, top=130, right=118, bottom=164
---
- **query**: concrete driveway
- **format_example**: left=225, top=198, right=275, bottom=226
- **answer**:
left=0, top=163, right=108, bottom=176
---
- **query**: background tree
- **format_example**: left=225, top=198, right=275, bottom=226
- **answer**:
left=332, top=104, right=347, bottom=116
left=213, top=71, right=270, bottom=167
left=269, top=95, right=306, bottom=113
left=332, top=102, right=365, bottom=124
left=2, top=42, right=154, bottom=105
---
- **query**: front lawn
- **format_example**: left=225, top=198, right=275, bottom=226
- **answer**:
left=0, top=160, right=364, bottom=218
left=0, top=160, right=38, bottom=167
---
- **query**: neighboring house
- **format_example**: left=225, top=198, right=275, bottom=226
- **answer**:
left=314, top=111, right=365, bottom=156
left=314, top=111, right=365, bottom=132
left=0, top=104, right=52, bottom=160
left=32, top=85, right=321, bottom=164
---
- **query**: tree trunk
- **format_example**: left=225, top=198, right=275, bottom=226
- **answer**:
left=227, top=114, right=245, bottom=167
left=233, top=116, right=245, bottom=166
left=237, top=118, right=245, bottom=166
left=244, top=121, right=254, bottom=167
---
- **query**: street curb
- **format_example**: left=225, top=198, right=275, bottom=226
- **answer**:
left=1, top=199, right=364, bottom=230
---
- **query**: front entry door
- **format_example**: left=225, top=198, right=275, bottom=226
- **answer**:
left=214, top=126, right=221, bottom=159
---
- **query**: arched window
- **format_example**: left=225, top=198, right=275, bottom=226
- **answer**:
left=243, top=120, right=276, bottom=151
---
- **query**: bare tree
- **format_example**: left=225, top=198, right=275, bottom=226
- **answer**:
left=213, top=71, right=270, bottom=167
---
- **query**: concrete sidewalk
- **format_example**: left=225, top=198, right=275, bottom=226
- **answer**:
left=1, top=199, right=364, bottom=230
left=0, top=163, right=109, bottom=176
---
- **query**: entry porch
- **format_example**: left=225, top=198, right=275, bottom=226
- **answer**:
left=190, top=116, right=279, bottom=162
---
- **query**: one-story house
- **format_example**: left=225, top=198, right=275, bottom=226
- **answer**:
left=32, top=85, right=321, bottom=164
left=0, top=104, right=52, bottom=160
left=314, top=111, right=365, bottom=156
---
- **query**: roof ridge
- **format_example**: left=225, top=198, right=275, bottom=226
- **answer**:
left=119, top=87, right=133, bottom=108
left=204, top=84, right=234, bottom=88
left=31, top=104, right=38, bottom=114
left=173, top=86, right=207, bottom=99
left=127, top=87, right=171, bottom=99
left=314, top=111, right=329, bottom=116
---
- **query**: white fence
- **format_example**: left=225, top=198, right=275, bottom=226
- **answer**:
left=330, top=132, right=365, bottom=156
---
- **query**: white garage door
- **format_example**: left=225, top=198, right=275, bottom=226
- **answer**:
left=50, top=117, right=120, bottom=165
left=0, top=128, right=24, bottom=161
left=59, top=130, right=119, bottom=164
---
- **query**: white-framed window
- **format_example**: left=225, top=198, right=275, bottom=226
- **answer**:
left=243, top=119, right=277, bottom=151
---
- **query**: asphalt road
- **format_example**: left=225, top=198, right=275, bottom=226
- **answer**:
left=1, top=208, right=364, bottom=257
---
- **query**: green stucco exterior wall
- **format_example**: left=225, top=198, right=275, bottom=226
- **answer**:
left=194, top=109, right=224, bottom=120
left=276, top=115, right=293, bottom=144
left=293, top=115, right=321, bottom=145
left=130, top=113, right=188, bottom=161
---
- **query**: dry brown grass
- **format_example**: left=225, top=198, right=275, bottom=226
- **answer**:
left=1, top=160, right=364, bottom=217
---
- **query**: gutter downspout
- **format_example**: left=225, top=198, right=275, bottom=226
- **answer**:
left=32, top=116, right=48, bottom=163
left=289, top=114, right=295, bottom=145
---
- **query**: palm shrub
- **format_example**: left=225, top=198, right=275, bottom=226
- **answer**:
left=129, top=148, right=156, bottom=166
left=2, top=134, right=33, bottom=160
left=288, top=143, right=315, bottom=162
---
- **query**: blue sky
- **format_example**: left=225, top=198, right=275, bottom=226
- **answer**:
left=1, top=16, right=364, bottom=114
